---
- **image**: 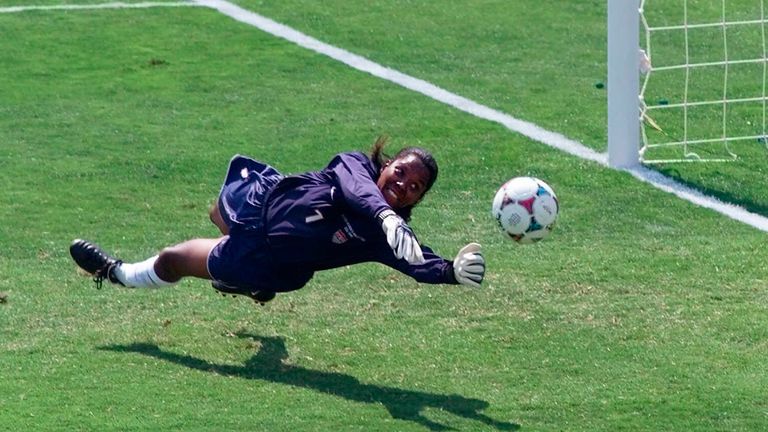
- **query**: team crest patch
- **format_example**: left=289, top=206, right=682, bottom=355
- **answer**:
left=332, top=215, right=365, bottom=244
left=332, top=229, right=349, bottom=244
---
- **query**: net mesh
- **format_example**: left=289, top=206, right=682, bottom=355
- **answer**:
left=639, top=0, right=768, bottom=163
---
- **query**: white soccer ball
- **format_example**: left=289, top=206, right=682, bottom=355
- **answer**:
left=491, top=176, right=559, bottom=244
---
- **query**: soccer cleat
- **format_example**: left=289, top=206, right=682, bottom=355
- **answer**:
left=211, top=280, right=276, bottom=306
left=69, top=239, right=123, bottom=289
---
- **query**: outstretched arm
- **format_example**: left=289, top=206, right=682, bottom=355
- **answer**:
left=381, top=243, right=485, bottom=287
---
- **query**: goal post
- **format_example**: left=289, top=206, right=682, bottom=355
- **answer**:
left=607, top=0, right=641, bottom=168
left=610, top=0, right=768, bottom=165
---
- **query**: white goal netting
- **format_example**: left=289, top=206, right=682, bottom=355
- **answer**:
left=639, top=0, right=768, bottom=163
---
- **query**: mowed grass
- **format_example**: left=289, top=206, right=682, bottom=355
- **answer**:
left=1, top=2, right=768, bottom=432
left=233, top=0, right=768, bottom=214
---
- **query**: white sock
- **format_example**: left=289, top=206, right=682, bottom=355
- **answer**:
left=113, top=256, right=175, bottom=288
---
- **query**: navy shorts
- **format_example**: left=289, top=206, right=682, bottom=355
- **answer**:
left=207, top=155, right=313, bottom=292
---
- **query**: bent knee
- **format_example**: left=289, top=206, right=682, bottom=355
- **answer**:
left=155, top=246, right=187, bottom=281
left=209, top=202, right=229, bottom=235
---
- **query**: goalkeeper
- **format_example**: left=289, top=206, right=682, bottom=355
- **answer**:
left=70, top=137, right=485, bottom=304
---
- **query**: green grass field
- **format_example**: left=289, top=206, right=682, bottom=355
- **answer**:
left=2, top=1, right=768, bottom=431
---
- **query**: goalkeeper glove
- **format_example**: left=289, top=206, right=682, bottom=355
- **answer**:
left=379, top=210, right=425, bottom=265
left=453, top=243, right=484, bottom=288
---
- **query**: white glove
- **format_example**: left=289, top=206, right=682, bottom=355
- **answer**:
left=453, top=243, right=485, bottom=288
left=379, top=210, right=425, bottom=265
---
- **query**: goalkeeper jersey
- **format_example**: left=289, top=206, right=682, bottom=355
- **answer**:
left=208, top=152, right=457, bottom=292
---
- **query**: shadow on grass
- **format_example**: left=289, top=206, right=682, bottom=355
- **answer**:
left=100, top=333, right=519, bottom=431
left=654, top=166, right=768, bottom=216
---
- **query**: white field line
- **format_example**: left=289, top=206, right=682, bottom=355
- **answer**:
left=192, top=0, right=607, bottom=165
left=6, top=1, right=768, bottom=232
left=0, top=2, right=199, bottom=13
left=193, top=0, right=768, bottom=233
left=625, top=166, right=768, bottom=231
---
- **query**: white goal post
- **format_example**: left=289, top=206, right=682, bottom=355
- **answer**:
left=607, top=0, right=641, bottom=168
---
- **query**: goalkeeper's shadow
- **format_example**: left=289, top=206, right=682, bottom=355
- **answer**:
left=100, top=333, right=519, bottom=431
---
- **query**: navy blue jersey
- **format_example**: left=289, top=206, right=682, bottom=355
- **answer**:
left=208, top=152, right=457, bottom=292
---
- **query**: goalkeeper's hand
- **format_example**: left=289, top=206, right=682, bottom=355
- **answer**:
left=453, top=243, right=484, bottom=288
left=379, top=210, right=425, bottom=265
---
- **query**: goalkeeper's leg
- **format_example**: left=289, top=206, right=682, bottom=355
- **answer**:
left=71, top=238, right=220, bottom=289
left=138, top=238, right=220, bottom=286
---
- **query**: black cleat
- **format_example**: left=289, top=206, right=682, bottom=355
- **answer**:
left=211, top=280, right=276, bottom=306
left=70, top=239, right=123, bottom=289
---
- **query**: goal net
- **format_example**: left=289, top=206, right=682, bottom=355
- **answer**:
left=641, top=0, right=768, bottom=163
left=609, top=0, right=768, bottom=165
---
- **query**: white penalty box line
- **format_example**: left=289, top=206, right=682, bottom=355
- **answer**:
left=6, top=0, right=768, bottom=232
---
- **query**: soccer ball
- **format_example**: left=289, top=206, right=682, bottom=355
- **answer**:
left=491, top=176, right=559, bottom=244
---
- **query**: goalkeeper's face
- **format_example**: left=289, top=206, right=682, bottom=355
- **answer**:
left=377, top=154, right=430, bottom=209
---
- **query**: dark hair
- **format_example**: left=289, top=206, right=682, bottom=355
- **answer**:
left=370, top=135, right=439, bottom=220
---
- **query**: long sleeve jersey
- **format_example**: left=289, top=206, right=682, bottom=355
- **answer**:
left=263, top=152, right=457, bottom=285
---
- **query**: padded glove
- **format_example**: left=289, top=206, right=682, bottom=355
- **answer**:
left=379, top=210, right=425, bottom=265
left=453, top=243, right=484, bottom=288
